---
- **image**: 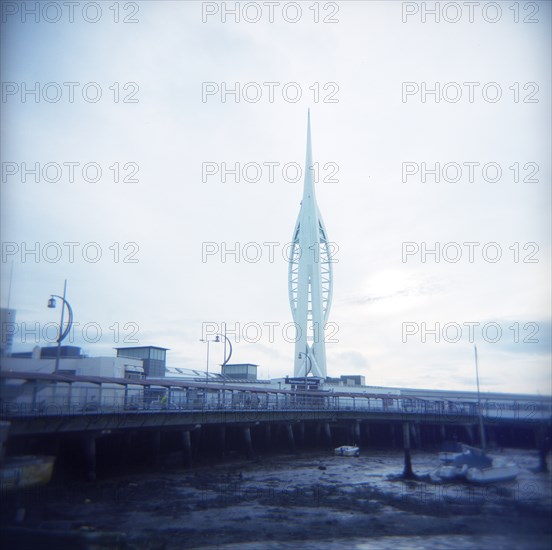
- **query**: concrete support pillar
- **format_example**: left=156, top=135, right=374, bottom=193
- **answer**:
left=264, top=424, right=271, bottom=449
left=182, top=430, right=192, bottom=467
left=83, top=436, right=97, bottom=482
left=191, top=426, right=202, bottom=458
left=298, top=422, right=305, bottom=447
left=440, top=424, right=446, bottom=441
left=315, top=423, right=321, bottom=444
left=243, top=427, right=253, bottom=459
left=286, top=424, right=296, bottom=453
left=323, top=423, right=332, bottom=446
left=410, top=423, right=421, bottom=449
left=348, top=424, right=355, bottom=445
left=353, top=421, right=361, bottom=446
left=465, top=425, right=475, bottom=444
left=409, top=424, right=415, bottom=448
left=402, top=423, right=414, bottom=479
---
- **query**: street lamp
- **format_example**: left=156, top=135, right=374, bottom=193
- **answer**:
left=216, top=331, right=233, bottom=409
left=200, top=334, right=230, bottom=410
left=216, top=332, right=233, bottom=369
left=47, top=279, right=74, bottom=373
left=200, top=333, right=234, bottom=383
left=199, top=337, right=213, bottom=383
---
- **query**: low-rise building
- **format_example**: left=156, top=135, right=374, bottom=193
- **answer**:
left=221, top=363, right=258, bottom=381
left=115, top=346, right=168, bottom=378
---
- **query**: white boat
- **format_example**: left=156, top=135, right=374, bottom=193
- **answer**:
left=466, top=458, right=520, bottom=484
left=434, top=347, right=520, bottom=484
left=334, top=445, right=360, bottom=457
left=434, top=443, right=490, bottom=481
left=0, top=455, right=56, bottom=491
left=1, top=422, right=56, bottom=491
left=434, top=443, right=520, bottom=483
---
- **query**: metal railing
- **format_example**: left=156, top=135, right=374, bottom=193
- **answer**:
left=1, top=374, right=550, bottom=423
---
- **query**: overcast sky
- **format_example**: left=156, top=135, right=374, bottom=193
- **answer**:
left=1, top=1, right=550, bottom=395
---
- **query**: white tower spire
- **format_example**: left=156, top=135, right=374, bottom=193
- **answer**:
left=288, top=111, right=333, bottom=378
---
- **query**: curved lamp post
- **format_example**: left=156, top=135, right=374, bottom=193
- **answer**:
left=216, top=333, right=233, bottom=368
left=200, top=333, right=233, bottom=383
left=47, top=279, right=73, bottom=373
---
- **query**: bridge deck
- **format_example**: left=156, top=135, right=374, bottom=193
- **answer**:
left=2, top=371, right=550, bottom=435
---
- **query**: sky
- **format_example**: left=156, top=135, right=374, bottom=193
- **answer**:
left=1, top=0, right=550, bottom=395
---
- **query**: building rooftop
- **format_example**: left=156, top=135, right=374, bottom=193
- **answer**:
left=114, top=346, right=169, bottom=350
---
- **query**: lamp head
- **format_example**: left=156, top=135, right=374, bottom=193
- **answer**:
left=48, top=297, right=56, bottom=309
left=215, top=335, right=220, bottom=343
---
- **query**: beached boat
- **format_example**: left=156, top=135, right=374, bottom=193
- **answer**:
left=334, top=445, right=360, bottom=457
left=434, top=443, right=520, bottom=483
left=434, top=443, right=490, bottom=481
left=0, top=456, right=56, bottom=491
left=434, top=347, right=519, bottom=484
left=466, top=458, right=520, bottom=484
left=0, top=421, right=56, bottom=491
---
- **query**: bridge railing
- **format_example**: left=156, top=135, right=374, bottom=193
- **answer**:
left=1, top=375, right=551, bottom=422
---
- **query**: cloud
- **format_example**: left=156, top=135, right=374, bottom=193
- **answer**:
left=346, top=280, right=445, bottom=305
left=330, top=350, right=370, bottom=372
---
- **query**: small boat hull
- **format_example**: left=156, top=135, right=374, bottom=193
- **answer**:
left=334, top=446, right=360, bottom=457
left=0, top=456, right=56, bottom=491
left=434, top=464, right=466, bottom=481
left=466, top=464, right=520, bottom=484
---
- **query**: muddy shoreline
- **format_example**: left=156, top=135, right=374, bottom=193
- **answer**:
left=1, top=449, right=551, bottom=549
